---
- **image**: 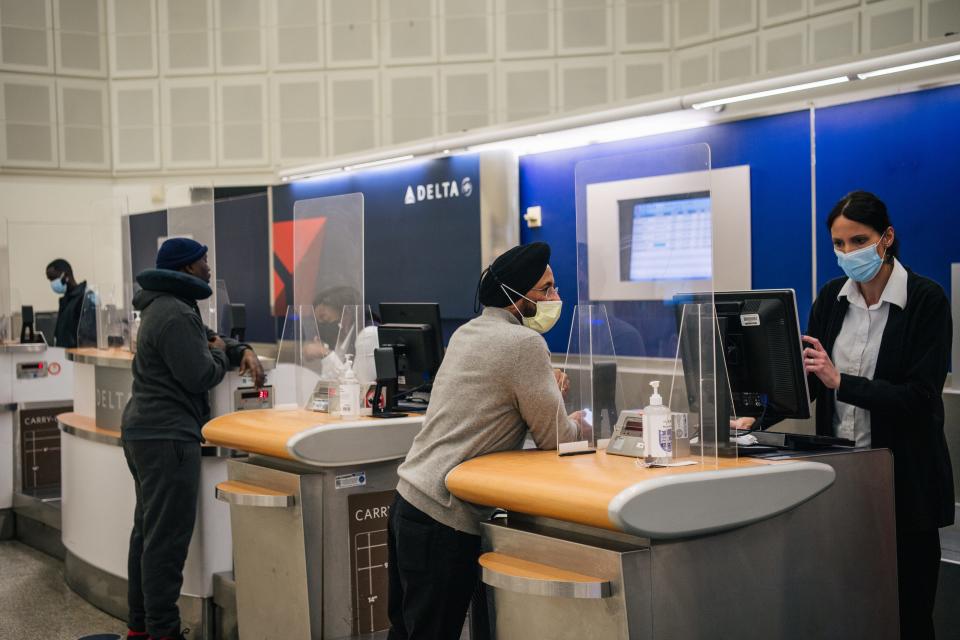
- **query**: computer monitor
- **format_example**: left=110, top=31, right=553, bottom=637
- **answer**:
left=34, top=311, right=58, bottom=346
left=674, top=289, right=810, bottom=454
left=377, top=323, right=442, bottom=385
left=379, top=302, right=444, bottom=363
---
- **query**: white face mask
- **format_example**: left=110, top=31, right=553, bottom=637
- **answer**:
left=501, top=284, right=562, bottom=334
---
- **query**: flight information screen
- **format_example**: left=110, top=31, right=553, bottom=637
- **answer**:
left=618, top=192, right=712, bottom=282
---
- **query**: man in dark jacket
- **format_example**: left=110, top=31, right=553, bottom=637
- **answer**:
left=121, top=238, right=264, bottom=640
left=45, top=258, right=88, bottom=348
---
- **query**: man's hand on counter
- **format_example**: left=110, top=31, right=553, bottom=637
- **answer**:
left=208, top=335, right=227, bottom=351
left=239, top=349, right=266, bottom=388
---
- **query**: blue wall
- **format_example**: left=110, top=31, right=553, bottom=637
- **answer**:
left=814, top=83, right=960, bottom=293
left=519, top=110, right=814, bottom=353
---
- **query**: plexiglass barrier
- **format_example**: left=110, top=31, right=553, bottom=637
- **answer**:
left=565, top=143, right=734, bottom=462
left=77, top=284, right=128, bottom=350
left=274, top=192, right=365, bottom=411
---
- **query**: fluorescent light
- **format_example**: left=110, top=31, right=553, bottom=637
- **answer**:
left=691, top=76, right=850, bottom=110
left=857, top=53, right=960, bottom=80
left=468, top=113, right=711, bottom=156
left=288, top=167, right=344, bottom=182
left=343, top=154, right=414, bottom=171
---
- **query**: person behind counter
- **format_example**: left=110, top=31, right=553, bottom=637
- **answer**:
left=801, top=191, right=953, bottom=639
left=120, top=238, right=265, bottom=640
left=45, top=258, right=87, bottom=348
left=387, top=241, right=588, bottom=640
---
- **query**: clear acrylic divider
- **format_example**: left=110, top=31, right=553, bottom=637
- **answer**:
left=334, top=304, right=378, bottom=388
left=77, top=284, right=129, bottom=350
left=292, top=193, right=364, bottom=310
left=559, top=304, right=625, bottom=455
left=573, top=143, right=730, bottom=465
left=212, top=279, right=232, bottom=337
left=274, top=304, right=327, bottom=410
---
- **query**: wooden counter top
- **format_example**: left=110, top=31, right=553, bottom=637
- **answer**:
left=66, top=347, right=134, bottom=368
left=57, top=411, right=122, bottom=446
left=446, top=449, right=836, bottom=539
left=202, top=408, right=425, bottom=467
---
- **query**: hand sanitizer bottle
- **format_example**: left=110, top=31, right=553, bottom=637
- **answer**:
left=643, top=381, right=673, bottom=459
left=339, top=354, right=360, bottom=419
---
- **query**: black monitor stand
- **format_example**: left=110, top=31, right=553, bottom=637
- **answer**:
left=372, top=347, right=406, bottom=419
left=20, top=305, right=43, bottom=344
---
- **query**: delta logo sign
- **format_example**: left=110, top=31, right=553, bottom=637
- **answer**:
left=404, top=176, right=473, bottom=205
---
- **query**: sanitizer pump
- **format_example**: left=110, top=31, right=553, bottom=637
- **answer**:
left=339, top=354, right=361, bottom=419
left=643, top=381, right=673, bottom=459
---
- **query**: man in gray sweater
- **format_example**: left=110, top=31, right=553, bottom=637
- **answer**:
left=387, top=242, right=586, bottom=640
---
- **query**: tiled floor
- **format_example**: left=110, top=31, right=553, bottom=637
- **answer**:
left=0, top=541, right=125, bottom=640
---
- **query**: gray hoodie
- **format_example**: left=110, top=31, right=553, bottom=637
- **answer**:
left=121, top=269, right=249, bottom=442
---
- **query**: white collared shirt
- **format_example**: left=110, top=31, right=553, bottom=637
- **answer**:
left=832, top=258, right=908, bottom=447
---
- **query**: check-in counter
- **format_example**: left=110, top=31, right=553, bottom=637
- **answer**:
left=0, top=342, right=73, bottom=541
left=202, top=408, right=424, bottom=639
left=59, top=347, right=272, bottom=640
left=447, top=448, right=899, bottom=640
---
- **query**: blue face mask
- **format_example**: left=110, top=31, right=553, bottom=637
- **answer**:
left=835, top=235, right=888, bottom=283
left=50, top=276, right=67, bottom=295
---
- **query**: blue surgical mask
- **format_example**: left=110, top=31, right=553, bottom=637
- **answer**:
left=50, top=276, right=67, bottom=295
left=835, top=234, right=889, bottom=283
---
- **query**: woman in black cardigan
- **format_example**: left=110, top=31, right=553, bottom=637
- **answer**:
left=802, top=191, right=953, bottom=639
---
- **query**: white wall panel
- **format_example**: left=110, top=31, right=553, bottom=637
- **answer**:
left=159, top=0, right=213, bottom=75
left=498, top=0, right=555, bottom=59
left=440, top=63, right=494, bottom=133
left=616, top=52, right=669, bottom=99
left=382, top=0, right=436, bottom=65
left=162, top=77, right=215, bottom=167
left=558, top=57, right=612, bottom=112
left=112, top=79, right=160, bottom=169
left=499, top=60, right=556, bottom=122
left=673, top=43, right=713, bottom=88
left=272, top=73, right=324, bottom=163
left=863, top=0, right=919, bottom=53
left=809, top=0, right=858, bottom=17
left=326, top=0, right=378, bottom=68
left=809, top=9, right=859, bottom=64
left=57, top=78, right=109, bottom=169
left=383, top=67, right=437, bottom=144
left=715, top=33, right=756, bottom=82
left=674, top=0, right=713, bottom=47
left=924, top=0, right=960, bottom=40
left=0, top=74, right=57, bottom=167
left=558, top=0, right=613, bottom=55
left=272, top=0, right=324, bottom=69
left=54, top=0, right=106, bottom=77
left=107, top=0, right=157, bottom=77
left=218, top=76, right=267, bottom=166
left=716, top=0, right=757, bottom=38
left=327, top=71, right=379, bottom=155
left=0, top=0, right=54, bottom=72
left=760, top=0, right=806, bottom=27
left=760, top=21, right=807, bottom=72
left=617, top=0, right=670, bottom=51
left=214, top=0, right=265, bottom=73
left=439, top=0, right=493, bottom=61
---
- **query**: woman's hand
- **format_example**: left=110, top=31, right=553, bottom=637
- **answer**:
left=802, top=335, right=841, bottom=390
left=553, top=368, right=570, bottom=399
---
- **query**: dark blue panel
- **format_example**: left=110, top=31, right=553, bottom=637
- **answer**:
left=214, top=194, right=273, bottom=343
left=815, top=84, right=960, bottom=300
left=128, top=209, right=167, bottom=283
left=273, top=154, right=482, bottom=325
left=519, top=111, right=813, bottom=353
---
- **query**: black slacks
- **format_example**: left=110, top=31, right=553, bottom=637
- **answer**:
left=387, top=494, right=481, bottom=640
left=123, top=439, right=201, bottom=638
left=897, top=529, right=942, bottom=640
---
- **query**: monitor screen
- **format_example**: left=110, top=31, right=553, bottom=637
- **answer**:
left=619, top=192, right=712, bottom=282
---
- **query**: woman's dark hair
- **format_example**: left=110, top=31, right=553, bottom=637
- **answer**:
left=826, top=190, right=898, bottom=261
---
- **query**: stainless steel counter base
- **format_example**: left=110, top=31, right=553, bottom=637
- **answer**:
left=225, top=455, right=402, bottom=639
left=64, top=549, right=215, bottom=640
left=480, top=450, right=899, bottom=640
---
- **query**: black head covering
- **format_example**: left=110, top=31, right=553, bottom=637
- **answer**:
left=475, top=242, right=551, bottom=311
